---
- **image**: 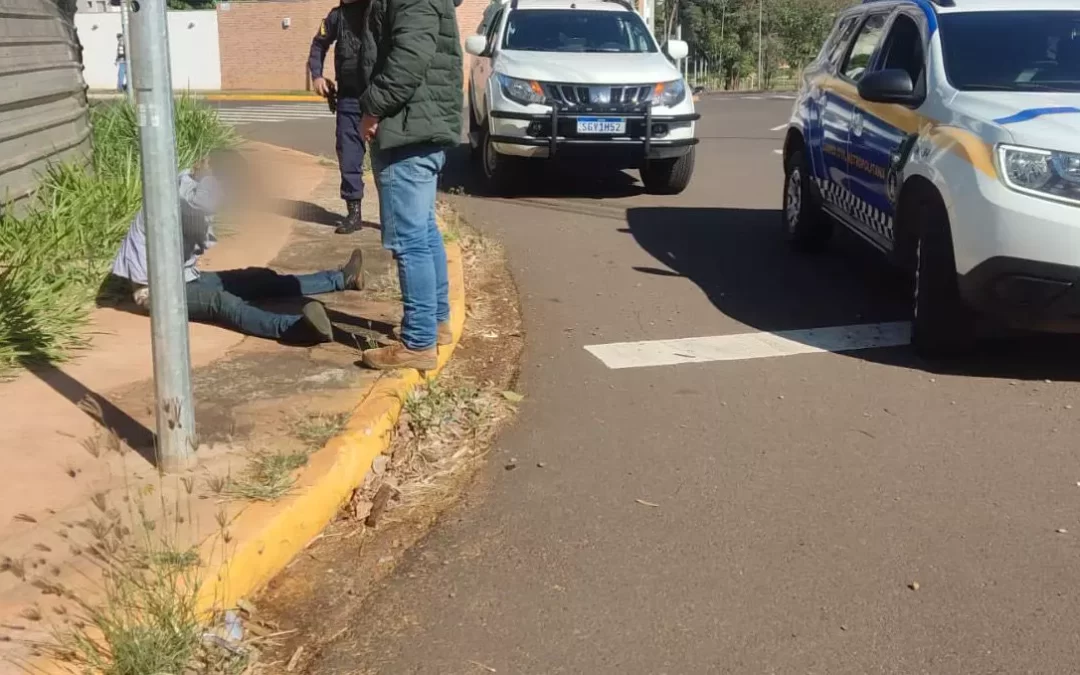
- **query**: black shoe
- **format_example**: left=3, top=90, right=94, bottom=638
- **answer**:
left=301, top=302, right=334, bottom=342
left=341, top=248, right=365, bottom=291
left=335, top=200, right=362, bottom=234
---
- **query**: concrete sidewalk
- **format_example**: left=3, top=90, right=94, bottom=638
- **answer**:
left=0, top=142, right=465, bottom=671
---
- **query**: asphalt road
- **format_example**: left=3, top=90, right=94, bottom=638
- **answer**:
left=225, top=96, right=1080, bottom=674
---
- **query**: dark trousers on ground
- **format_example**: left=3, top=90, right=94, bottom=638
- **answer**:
left=336, top=97, right=366, bottom=202
left=183, top=268, right=346, bottom=339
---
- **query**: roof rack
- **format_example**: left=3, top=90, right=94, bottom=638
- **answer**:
left=601, top=0, right=636, bottom=11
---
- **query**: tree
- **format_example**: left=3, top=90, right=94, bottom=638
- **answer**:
left=669, top=0, right=846, bottom=89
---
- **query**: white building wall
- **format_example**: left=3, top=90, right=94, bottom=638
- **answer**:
left=74, top=10, right=221, bottom=91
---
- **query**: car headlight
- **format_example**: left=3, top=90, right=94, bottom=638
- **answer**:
left=651, top=79, right=686, bottom=107
left=497, top=74, right=546, bottom=106
left=998, top=144, right=1080, bottom=206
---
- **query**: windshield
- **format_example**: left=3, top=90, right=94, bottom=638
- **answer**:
left=940, top=11, right=1080, bottom=92
left=502, top=9, right=657, bottom=53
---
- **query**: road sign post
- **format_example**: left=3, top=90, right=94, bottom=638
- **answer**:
left=128, top=0, right=197, bottom=472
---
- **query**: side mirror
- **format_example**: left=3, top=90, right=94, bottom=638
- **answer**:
left=665, top=39, right=689, bottom=61
left=465, top=34, right=489, bottom=57
left=857, top=69, right=918, bottom=105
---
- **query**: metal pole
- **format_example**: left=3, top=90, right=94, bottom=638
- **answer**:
left=129, top=0, right=197, bottom=473
left=718, top=1, right=726, bottom=90
left=119, top=0, right=133, bottom=103
left=757, top=0, right=763, bottom=90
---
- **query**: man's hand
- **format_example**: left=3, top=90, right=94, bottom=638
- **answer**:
left=361, top=113, right=379, bottom=142
left=313, top=77, right=335, bottom=98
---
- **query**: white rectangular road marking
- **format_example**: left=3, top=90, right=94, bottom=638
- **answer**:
left=770, top=123, right=788, bottom=131
left=584, top=322, right=911, bottom=370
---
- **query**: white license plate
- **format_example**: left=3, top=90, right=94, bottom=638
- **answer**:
left=576, top=117, right=626, bottom=135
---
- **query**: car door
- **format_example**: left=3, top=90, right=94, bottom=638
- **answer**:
left=470, top=6, right=503, bottom=118
left=471, top=7, right=505, bottom=124
left=806, top=15, right=860, bottom=199
left=820, top=12, right=889, bottom=227
left=845, top=9, right=928, bottom=251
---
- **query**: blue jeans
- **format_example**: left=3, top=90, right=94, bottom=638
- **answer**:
left=117, top=60, right=127, bottom=92
left=372, top=144, right=450, bottom=350
left=185, top=267, right=344, bottom=339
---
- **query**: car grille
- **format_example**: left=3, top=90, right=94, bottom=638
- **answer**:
left=542, top=83, right=655, bottom=110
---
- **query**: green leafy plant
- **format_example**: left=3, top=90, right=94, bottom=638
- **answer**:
left=0, top=94, right=236, bottom=375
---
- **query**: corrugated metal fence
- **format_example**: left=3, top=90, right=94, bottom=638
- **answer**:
left=0, top=0, right=90, bottom=214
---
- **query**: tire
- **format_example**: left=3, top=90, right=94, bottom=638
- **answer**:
left=911, top=191, right=975, bottom=358
left=641, top=148, right=695, bottom=195
left=782, top=148, right=832, bottom=253
left=479, top=125, right=522, bottom=195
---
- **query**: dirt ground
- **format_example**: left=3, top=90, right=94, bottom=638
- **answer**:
left=248, top=216, right=524, bottom=674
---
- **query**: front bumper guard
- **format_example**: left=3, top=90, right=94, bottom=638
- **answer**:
left=489, top=104, right=700, bottom=160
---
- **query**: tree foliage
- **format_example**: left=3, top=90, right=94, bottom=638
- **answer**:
left=660, top=0, right=850, bottom=88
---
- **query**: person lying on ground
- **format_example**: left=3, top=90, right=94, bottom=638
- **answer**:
left=110, top=150, right=366, bottom=343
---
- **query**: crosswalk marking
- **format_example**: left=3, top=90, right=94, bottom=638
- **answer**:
left=213, top=103, right=334, bottom=125
left=584, top=322, right=911, bottom=370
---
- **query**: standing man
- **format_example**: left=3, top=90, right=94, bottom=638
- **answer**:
left=355, top=0, right=462, bottom=370
left=309, top=0, right=367, bottom=235
left=115, top=33, right=127, bottom=93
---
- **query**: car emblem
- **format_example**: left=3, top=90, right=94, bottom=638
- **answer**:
left=589, top=87, right=611, bottom=105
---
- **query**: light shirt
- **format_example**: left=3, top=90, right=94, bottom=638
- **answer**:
left=111, top=170, right=223, bottom=286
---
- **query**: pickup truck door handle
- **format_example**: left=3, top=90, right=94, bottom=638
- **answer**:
left=851, top=112, right=864, bottom=137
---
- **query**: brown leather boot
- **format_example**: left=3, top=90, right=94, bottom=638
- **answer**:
left=341, top=248, right=365, bottom=290
left=362, top=343, right=438, bottom=371
left=392, top=320, right=452, bottom=346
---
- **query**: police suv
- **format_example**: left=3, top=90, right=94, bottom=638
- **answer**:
left=465, top=0, right=699, bottom=194
left=781, top=0, right=1080, bottom=356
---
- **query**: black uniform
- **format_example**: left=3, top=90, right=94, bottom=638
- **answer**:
left=309, top=3, right=366, bottom=231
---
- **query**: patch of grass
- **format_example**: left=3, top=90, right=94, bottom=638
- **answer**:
left=401, top=380, right=481, bottom=439
left=292, top=411, right=350, bottom=450
left=224, top=449, right=310, bottom=502
left=0, top=93, right=236, bottom=375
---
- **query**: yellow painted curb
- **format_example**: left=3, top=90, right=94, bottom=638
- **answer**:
left=205, top=94, right=325, bottom=102
left=195, top=241, right=466, bottom=614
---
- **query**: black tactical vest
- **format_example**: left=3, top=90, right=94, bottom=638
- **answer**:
left=334, top=2, right=365, bottom=98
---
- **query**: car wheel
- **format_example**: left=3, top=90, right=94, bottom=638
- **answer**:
left=782, top=148, right=831, bottom=253
left=640, top=148, right=695, bottom=195
left=911, top=192, right=975, bottom=358
left=480, top=126, right=521, bottom=195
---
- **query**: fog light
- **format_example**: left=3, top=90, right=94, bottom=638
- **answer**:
left=651, top=124, right=668, bottom=136
left=527, top=122, right=543, bottom=136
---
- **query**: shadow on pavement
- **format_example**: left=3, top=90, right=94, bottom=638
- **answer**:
left=624, top=206, right=1080, bottom=382
left=441, top=143, right=644, bottom=200
left=271, top=199, right=377, bottom=230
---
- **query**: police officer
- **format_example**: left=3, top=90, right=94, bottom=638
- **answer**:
left=309, top=0, right=366, bottom=235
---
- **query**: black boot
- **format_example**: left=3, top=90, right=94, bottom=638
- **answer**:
left=335, top=200, right=362, bottom=235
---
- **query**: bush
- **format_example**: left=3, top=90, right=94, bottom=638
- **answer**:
left=0, top=94, right=236, bottom=375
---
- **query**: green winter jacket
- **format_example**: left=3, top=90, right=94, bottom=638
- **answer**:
left=358, top=0, right=463, bottom=151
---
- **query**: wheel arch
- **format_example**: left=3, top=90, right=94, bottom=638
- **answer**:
left=783, top=127, right=806, bottom=168
left=894, top=175, right=950, bottom=271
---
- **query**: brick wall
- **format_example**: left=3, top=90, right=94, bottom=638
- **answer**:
left=217, top=0, right=337, bottom=91
left=218, top=0, right=488, bottom=92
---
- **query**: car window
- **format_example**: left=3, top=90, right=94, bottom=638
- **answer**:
left=876, top=13, right=926, bottom=92
left=502, top=9, right=657, bottom=53
left=826, top=16, right=859, bottom=67
left=940, top=10, right=1080, bottom=92
left=486, top=9, right=504, bottom=42
left=841, top=13, right=889, bottom=81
